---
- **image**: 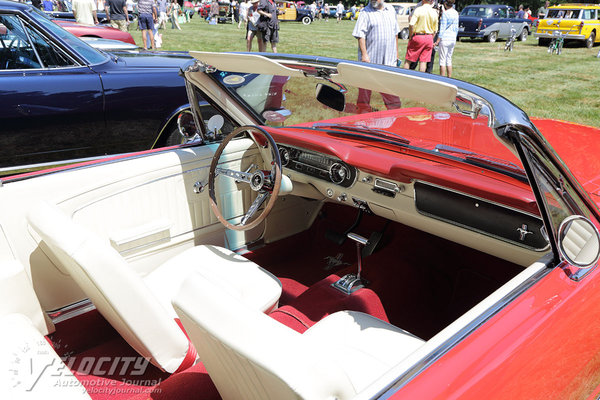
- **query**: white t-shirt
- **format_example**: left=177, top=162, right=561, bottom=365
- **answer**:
left=239, top=1, right=249, bottom=18
left=72, top=0, right=96, bottom=25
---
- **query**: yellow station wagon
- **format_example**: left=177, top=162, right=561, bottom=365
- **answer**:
left=534, top=3, right=600, bottom=48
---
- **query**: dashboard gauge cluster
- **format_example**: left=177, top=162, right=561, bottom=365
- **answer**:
left=278, top=144, right=356, bottom=188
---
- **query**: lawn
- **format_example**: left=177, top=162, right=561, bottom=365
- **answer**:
left=132, top=17, right=600, bottom=128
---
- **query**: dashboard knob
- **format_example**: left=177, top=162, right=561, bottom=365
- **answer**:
left=329, top=162, right=349, bottom=185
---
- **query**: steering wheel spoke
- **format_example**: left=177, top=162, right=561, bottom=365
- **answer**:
left=241, top=191, right=269, bottom=226
left=208, top=125, right=282, bottom=231
left=215, top=167, right=253, bottom=184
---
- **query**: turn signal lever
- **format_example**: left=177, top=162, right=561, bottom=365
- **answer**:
left=332, top=232, right=369, bottom=295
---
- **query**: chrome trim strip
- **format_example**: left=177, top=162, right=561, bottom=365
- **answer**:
left=375, top=254, right=554, bottom=398
left=277, top=143, right=358, bottom=188
left=413, top=180, right=550, bottom=252
left=47, top=299, right=96, bottom=324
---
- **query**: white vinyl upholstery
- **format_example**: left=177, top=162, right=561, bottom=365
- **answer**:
left=173, top=272, right=425, bottom=400
left=27, top=202, right=282, bottom=374
left=144, top=245, right=282, bottom=317
left=0, top=313, right=91, bottom=399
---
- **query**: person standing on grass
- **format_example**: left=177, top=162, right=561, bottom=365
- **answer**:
left=352, top=0, right=401, bottom=112
left=256, top=0, right=281, bottom=53
left=247, top=0, right=260, bottom=50
left=434, top=0, right=457, bottom=78
left=156, top=0, right=168, bottom=29
left=137, top=0, right=157, bottom=50
left=403, top=0, right=437, bottom=72
left=238, top=0, right=249, bottom=29
left=335, top=0, right=344, bottom=22
left=105, top=0, right=129, bottom=32
left=72, top=0, right=99, bottom=26
left=537, top=1, right=549, bottom=19
left=169, top=0, right=182, bottom=29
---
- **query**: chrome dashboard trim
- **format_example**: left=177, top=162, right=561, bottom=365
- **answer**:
left=277, top=143, right=357, bottom=189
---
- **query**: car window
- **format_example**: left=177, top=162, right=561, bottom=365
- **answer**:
left=508, top=9, right=515, bottom=18
left=497, top=8, right=507, bottom=18
left=0, top=15, right=41, bottom=70
left=582, top=9, right=592, bottom=20
left=461, top=7, right=492, bottom=18
left=24, top=21, right=74, bottom=68
left=30, top=7, right=108, bottom=65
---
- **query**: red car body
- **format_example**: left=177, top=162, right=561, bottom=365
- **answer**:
left=3, top=53, right=600, bottom=400
left=53, top=19, right=136, bottom=45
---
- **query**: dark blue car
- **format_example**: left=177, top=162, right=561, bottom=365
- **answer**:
left=458, top=4, right=532, bottom=43
left=0, top=1, right=199, bottom=175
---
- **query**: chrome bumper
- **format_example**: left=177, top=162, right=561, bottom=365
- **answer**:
left=534, top=32, right=585, bottom=40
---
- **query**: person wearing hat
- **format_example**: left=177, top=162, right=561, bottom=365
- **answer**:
left=247, top=0, right=261, bottom=51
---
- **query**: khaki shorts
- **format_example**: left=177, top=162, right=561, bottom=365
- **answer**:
left=110, top=19, right=128, bottom=32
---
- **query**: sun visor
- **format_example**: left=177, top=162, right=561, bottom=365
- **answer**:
left=190, top=51, right=305, bottom=78
left=332, top=62, right=458, bottom=108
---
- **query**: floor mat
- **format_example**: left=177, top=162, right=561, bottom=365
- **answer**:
left=248, top=203, right=524, bottom=340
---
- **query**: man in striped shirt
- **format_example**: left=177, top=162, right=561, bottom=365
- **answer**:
left=352, top=0, right=401, bottom=112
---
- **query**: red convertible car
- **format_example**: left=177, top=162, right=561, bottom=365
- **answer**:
left=1, top=52, right=600, bottom=400
left=53, top=19, right=136, bottom=45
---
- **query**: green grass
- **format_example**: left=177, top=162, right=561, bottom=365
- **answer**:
left=131, top=18, right=600, bottom=128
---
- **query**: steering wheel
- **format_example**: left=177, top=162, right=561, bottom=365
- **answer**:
left=208, top=125, right=282, bottom=231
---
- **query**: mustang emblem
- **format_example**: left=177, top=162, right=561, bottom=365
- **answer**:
left=517, top=224, right=533, bottom=241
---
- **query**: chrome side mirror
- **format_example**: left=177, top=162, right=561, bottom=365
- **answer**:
left=177, top=110, right=201, bottom=143
left=558, top=216, right=600, bottom=269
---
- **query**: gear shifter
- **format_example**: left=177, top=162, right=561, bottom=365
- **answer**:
left=332, top=232, right=369, bottom=294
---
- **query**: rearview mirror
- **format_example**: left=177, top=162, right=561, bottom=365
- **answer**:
left=315, top=83, right=345, bottom=112
left=558, top=215, right=600, bottom=268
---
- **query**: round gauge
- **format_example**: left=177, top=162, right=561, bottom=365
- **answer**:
left=329, top=162, right=349, bottom=185
left=279, top=147, right=290, bottom=167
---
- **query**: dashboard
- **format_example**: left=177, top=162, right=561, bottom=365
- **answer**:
left=275, top=141, right=548, bottom=267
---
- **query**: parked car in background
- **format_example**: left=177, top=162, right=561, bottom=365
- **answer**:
left=458, top=4, right=531, bottom=42
left=389, top=2, right=416, bottom=39
left=45, top=9, right=136, bottom=24
left=53, top=19, right=136, bottom=45
left=0, top=0, right=200, bottom=175
left=534, top=4, right=600, bottom=48
left=276, top=0, right=313, bottom=25
left=3, top=50, right=600, bottom=400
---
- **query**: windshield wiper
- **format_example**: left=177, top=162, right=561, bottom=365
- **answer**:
left=435, top=144, right=527, bottom=180
left=311, top=123, right=410, bottom=144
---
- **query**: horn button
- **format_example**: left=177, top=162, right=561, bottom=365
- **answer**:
left=250, top=171, right=266, bottom=191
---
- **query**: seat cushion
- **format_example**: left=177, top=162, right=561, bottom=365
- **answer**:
left=0, top=314, right=91, bottom=399
left=144, top=245, right=282, bottom=317
left=304, top=311, right=425, bottom=392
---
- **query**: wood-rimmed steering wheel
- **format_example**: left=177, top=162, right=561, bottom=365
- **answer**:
left=208, top=125, right=281, bottom=231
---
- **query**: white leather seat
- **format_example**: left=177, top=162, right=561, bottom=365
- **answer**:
left=0, top=313, right=91, bottom=399
left=173, top=272, right=425, bottom=400
left=27, top=201, right=282, bottom=374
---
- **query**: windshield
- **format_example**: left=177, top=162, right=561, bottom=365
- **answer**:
left=460, top=7, right=493, bottom=18
left=209, top=69, right=523, bottom=174
left=29, top=7, right=108, bottom=64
